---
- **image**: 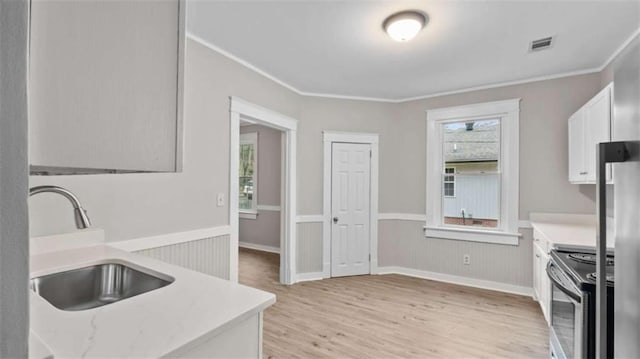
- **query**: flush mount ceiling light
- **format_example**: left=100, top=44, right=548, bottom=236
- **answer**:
left=383, top=10, right=428, bottom=42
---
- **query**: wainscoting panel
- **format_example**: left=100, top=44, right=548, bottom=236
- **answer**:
left=378, top=220, right=533, bottom=288
left=296, top=222, right=323, bottom=274
left=134, top=234, right=230, bottom=280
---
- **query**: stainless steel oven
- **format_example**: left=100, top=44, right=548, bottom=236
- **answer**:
left=547, top=260, right=588, bottom=359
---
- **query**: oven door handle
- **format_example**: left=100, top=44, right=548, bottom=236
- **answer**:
left=546, top=261, right=582, bottom=303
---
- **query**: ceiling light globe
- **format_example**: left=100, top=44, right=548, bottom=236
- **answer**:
left=383, top=11, right=427, bottom=42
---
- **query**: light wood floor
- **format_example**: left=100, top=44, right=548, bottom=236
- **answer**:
left=239, top=248, right=549, bottom=359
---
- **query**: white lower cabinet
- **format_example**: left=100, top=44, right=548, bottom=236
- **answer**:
left=532, top=231, right=551, bottom=325
left=167, top=313, right=263, bottom=358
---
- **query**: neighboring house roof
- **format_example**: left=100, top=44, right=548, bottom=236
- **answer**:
left=444, top=121, right=499, bottom=163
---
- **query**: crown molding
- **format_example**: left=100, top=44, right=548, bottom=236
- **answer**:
left=187, top=26, right=640, bottom=104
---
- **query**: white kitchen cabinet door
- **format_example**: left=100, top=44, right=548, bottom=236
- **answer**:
left=533, top=241, right=551, bottom=325
left=539, top=251, right=551, bottom=324
left=533, top=244, right=541, bottom=300
left=567, top=83, right=613, bottom=184
left=29, top=0, right=184, bottom=174
left=583, top=85, right=612, bottom=182
left=568, top=111, right=586, bottom=183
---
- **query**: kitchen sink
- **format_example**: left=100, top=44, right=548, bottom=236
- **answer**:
left=31, top=261, right=174, bottom=311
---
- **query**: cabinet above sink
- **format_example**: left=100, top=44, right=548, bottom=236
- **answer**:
left=29, top=0, right=185, bottom=175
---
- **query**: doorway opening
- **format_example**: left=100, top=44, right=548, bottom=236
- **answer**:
left=238, top=122, right=284, bottom=283
left=229, top=97, right=297, bottom=284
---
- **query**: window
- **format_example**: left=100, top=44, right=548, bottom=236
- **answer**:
left=443, top=167, right=456, bottom=197
left=442, top=119, right=500, bottom=228
left=426, top=99, right=520, bottom=245
left=239, top=132, right=258, bottom=217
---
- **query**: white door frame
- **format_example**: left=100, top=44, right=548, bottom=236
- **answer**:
left=230, top=97, right=297, bottom=284
left=322, top=131, right=379, bottom=278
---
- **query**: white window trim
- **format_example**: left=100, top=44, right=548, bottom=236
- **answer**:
left=239, top=132, right=258, bottom=218
left=425, top=99, right=521, bottom=245
left=443, top=166, right=456, bottom=198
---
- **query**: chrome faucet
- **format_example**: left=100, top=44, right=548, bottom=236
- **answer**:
left=29, top=185, right=92, bottom=229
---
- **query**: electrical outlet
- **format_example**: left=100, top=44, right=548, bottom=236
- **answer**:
left=217, top=193, right=225, bottom=207
left=463, top=254, right=471, bottom=265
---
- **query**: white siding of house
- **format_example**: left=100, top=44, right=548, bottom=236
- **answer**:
left=443, top=174, right=499, bottom=220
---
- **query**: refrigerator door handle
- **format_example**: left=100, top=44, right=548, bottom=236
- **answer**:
left=596, top=141, right=629, bottom=359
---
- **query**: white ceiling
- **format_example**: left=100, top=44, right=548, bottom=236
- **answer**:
left=187, top=1, right=640, bottom=101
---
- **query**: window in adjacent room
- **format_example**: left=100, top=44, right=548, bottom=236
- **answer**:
left=425, top=99, right=520, bottom=245
left=443, top=167, right=456, bottom=197
left=239, top=132, right=258, bottom=216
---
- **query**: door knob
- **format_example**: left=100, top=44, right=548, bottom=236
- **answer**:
left=333, top=217, right=339, bottom=224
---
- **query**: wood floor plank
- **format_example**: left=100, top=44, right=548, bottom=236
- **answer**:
left=239, top=248, right=549, bottom=358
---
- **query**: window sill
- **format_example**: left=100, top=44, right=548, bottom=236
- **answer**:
left=424, top=225, right=521, bottom=245
left=239, top=211, right=258, bottom=220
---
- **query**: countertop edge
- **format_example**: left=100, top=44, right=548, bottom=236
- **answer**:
left=162, top=296, right=276, bottom=357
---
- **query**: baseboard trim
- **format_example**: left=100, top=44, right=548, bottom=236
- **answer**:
left=239, top=241, right=280, bottom=254
left=296, top=271, right=324, bottom=282
left=376, top=266, right=533, bottom=297
left=109, top=225, right=231, bottom=252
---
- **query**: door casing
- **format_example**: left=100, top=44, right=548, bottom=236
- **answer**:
left=230, top=97, right=297, bottom=285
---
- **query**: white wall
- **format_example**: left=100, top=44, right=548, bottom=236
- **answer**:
left=239, top=124, right=282, bottom=249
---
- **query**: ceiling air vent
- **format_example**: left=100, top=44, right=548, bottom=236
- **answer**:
left=530, top=36, right=553, bottom=52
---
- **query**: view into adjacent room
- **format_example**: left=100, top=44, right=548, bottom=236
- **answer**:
left=238, top=121, right=284, bottom=282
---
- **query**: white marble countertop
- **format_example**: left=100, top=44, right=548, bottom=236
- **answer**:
left=530, top=212, right=614, bottom=250
left=29, top=331, right=54, bottom=359
left=30, top=244, right=275, bottom=358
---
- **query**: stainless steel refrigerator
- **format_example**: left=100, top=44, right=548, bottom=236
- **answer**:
left=596, top=35, right=640, bottom=358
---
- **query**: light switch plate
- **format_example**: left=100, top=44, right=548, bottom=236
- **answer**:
left=217, top=193, right=224, bottom=207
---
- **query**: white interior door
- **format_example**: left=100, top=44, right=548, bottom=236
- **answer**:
left=331, top=142, right=371, bottom=277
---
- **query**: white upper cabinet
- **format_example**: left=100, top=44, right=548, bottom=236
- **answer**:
left=568, top=110, right=586, bottom=183
left=568, top=83, right=613, bottom=184
left=29, top=0, right=184, bottom=174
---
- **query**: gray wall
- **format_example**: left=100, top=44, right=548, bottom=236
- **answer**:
left=28, top=39, right=299, bottom=242
left=29, top=35, right=609, bottom=289
left=239, top=124, right=282, bottom=249
left=294, top=72, right=603, bottom=285
left=297, top=96, right=400, bottom=214
left=0, top=0, right=29, bottom=356
left=398, top=73, right=602, bottom=217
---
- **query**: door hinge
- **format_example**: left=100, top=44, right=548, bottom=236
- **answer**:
left=370, top=150, right=372, bottom=158
left=369, top=254, right=371, bottom=261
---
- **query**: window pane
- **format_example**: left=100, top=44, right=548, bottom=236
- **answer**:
left=442, top=119, right=500, bottom=228
left=239, top=143, right=254, bottom=210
